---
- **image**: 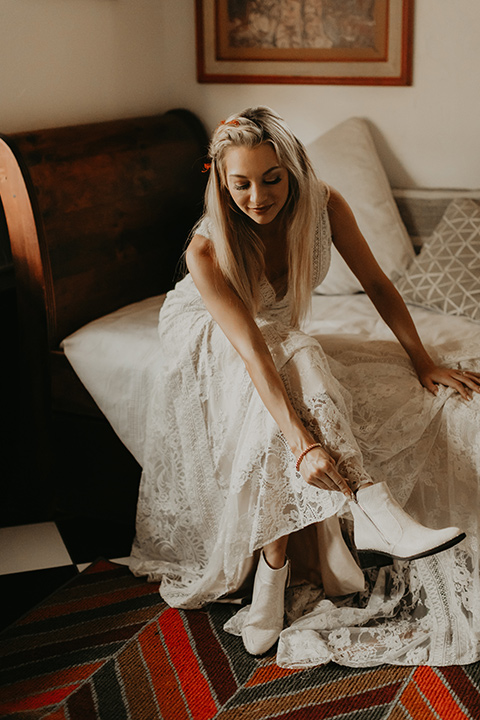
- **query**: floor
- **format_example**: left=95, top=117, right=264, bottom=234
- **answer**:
left=0, top=517, right=134, bottom=633
left=0, top=287, right=142, bottom=633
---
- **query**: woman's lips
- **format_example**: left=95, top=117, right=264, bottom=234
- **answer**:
left=250, top=205, right=273, bottom=214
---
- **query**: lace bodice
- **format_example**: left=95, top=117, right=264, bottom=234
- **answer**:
left=194, top=201, right=332, bottom=322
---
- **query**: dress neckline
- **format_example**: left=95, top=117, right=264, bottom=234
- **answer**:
left=261, top=274, right=290, bottom=306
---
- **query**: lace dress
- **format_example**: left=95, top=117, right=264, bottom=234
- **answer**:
left=129, top=204, right=480, bottom=668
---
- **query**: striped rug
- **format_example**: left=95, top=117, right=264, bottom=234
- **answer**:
left=1, top=559, right=479, bottom=719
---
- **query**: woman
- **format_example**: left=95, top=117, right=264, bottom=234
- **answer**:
left=130, top=107, right=480, bottom=664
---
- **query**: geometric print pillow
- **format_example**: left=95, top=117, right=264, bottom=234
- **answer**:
left=395, top=198, right=480, bottom=323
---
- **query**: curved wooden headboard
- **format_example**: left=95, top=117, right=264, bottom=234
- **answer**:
left=0, top=110, right=209, bottom=430
left=0, top=109, right=208, bottom=349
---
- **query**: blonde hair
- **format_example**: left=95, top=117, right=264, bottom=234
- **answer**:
left=195, top=106, right=327, bottom=326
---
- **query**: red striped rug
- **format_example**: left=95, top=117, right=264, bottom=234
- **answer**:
left=0, top=559, right=479, bottom=719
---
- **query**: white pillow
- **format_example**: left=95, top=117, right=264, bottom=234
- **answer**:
left=61, top=295, right=166, bottom=466
left=307, top=118, right=414, bottom=295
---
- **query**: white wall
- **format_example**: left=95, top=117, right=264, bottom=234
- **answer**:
left=1, top=0, right=479, bottom=189
left=0, top=0, right=166, bottom=130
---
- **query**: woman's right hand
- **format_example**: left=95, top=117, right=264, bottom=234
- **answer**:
left=299, top=446, right=354, bottom=500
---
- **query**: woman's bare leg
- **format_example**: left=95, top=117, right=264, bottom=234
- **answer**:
left=263, top=534, right=289, bottom=569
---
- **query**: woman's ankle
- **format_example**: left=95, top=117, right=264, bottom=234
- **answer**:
left=263, top=535, right=289, bottom=570
left=262, top=548, right=287, bottom=570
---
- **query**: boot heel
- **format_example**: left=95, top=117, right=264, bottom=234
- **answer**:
left=357, top=550, right=393, bottom=569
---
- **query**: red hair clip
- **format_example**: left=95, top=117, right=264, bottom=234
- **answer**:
left=219, top=119, right=240, bottom=127
left=202, top=162, right=211, bottom=173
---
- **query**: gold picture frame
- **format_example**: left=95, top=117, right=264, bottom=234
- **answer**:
left=196, top=0, right=413, bottom=86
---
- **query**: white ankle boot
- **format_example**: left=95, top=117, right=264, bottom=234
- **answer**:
left=242, top=552, right=290, bottom=655
left=350, top=482, right=465, bottom=561
left=317, top=516, right=365, bottom=597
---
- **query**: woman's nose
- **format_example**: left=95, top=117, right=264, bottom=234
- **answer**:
left=250, top=183, right=266, bottom=205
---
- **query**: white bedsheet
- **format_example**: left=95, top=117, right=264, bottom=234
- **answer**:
left=61, top=292, right=480, bottom=466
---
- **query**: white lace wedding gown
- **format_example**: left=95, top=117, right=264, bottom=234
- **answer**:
left=129, top=205, right=480, bottom=668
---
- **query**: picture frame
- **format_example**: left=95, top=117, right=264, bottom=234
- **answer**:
left=196, top=0, right=414, bottom=86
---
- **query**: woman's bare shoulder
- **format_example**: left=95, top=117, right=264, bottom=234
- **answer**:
left=187, top=232, right=214, bottom=259
left=186, top=233, right=216, bottom=277
left=326, top=185, right=344, bottom=209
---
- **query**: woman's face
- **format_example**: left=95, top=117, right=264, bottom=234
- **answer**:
left=224, top=143, right=289, bottom=227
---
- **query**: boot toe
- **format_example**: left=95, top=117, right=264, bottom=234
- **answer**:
left=393, top=525, right=465, bottom=560
left=242, top=625, right=280, bottom=655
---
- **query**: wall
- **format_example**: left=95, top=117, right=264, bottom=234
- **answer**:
left=1, top=0, right=479, bottom=189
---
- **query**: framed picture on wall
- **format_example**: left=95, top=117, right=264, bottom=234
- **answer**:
left=196, top=0, right=413, bottom=86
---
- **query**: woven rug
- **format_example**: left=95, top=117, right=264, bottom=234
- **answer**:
left=1, top=559, right=479, bottom=720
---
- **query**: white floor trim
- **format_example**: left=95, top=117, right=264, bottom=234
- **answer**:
left=0, top=522, right=73, bottom=575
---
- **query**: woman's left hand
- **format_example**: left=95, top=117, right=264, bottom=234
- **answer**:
left=417, top=363, right=480, bottom=400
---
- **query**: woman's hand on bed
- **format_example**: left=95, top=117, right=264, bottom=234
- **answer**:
left=299, top=447, right=354, bottom=500
left=417, top=363, right=480, bottom=401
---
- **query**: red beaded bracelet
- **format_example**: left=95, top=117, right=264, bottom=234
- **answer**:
left=295, top=443, right=323, bottom=472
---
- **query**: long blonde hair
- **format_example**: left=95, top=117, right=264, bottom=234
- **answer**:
left=195, top=106, right=327, bottom=326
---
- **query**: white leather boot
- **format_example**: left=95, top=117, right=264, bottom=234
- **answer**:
left=350, top=482, right=465, bottom=561
left=317, top=516, right=365, bottom=597
left=242, top=552, right=290, bottom=655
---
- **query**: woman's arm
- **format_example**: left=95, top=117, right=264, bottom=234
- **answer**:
left=186, top=233, right=354, bottom=497
left=327, top=187, right=480, bottom=400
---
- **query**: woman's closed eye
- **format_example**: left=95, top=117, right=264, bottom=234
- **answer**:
left=234, top=176, right=282, bottom=191
left=265, top=176, right=282, bottom=185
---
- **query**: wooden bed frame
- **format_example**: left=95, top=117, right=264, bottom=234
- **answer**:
left=0, top=110, right=208, bottom=501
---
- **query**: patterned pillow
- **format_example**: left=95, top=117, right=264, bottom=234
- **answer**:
left=395, top=198, right=480, bottom=322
